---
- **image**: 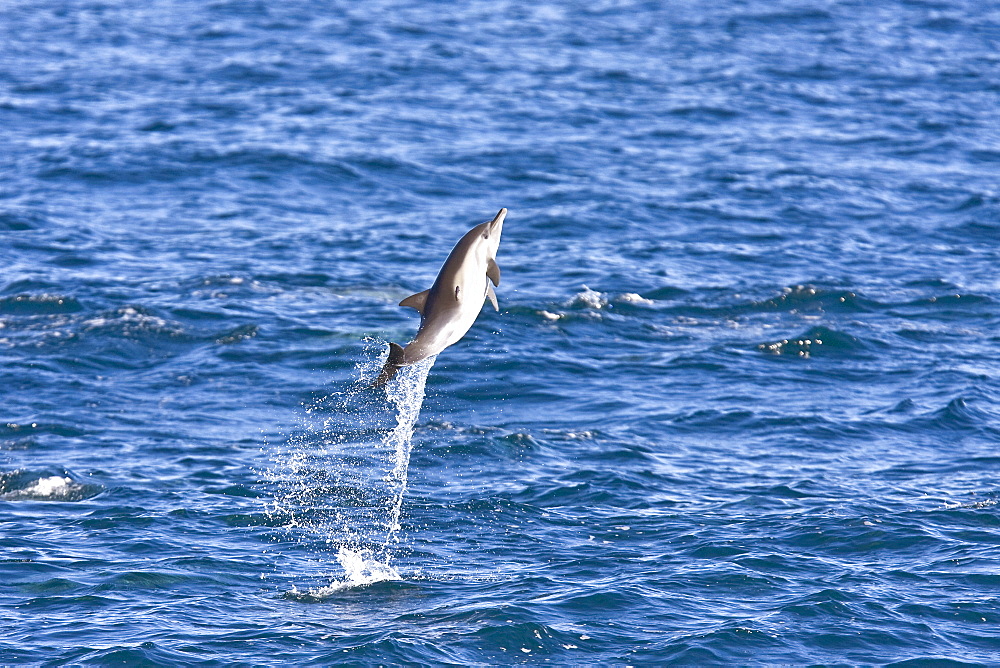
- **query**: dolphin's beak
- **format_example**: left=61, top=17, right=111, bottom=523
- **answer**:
left=489, top=208, right=506, bottom=236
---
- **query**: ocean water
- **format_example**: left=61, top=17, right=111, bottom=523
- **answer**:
left=2, top=0, right=1000, bottom=663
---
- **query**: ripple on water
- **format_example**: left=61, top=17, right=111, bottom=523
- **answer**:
left=2, top=0, right=1000, bottom=664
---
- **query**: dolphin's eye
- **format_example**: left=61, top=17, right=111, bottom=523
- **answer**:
left=482, top=233, right=489, bottom=239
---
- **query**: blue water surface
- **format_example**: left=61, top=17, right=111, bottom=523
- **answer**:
left=2, top=0, right=1000, bottom=664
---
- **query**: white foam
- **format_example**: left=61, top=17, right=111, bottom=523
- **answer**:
left=26, top=476, right=73, bottom=497
left=569, top=286, right=607, bottom=309
left=618, top=292, right=654, bottom=305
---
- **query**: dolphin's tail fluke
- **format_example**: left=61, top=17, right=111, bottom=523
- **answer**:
left=371, top=342, right=406, bottom=388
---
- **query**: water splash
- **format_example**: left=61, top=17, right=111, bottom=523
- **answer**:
left=382, top=355, right=433, bottom=553
left=263, top=346, right=435, bottom=592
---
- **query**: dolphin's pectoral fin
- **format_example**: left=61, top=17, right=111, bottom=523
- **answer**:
left=487, top=258, right=501, bottom=286
left=486, top=283, right=499, bottom=311
left=399, top=289, right=430, bottom=313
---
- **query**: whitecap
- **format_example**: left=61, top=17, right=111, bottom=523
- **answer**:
left=1, top=474, right=98, bottom=501
left=568, top=286, right=607, bottom=309
left=617, top=292, right=654, bottom=306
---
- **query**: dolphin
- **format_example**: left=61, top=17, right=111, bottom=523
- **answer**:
left=374, top=208, right=506, bottom=387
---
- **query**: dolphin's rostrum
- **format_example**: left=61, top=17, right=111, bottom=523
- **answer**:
left=374, top=208, right=506, bottom=387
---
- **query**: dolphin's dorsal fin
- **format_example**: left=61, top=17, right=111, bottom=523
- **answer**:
left=486, top=283, right=498, bottom=311
left=399, top=290, right=429, bottom=313
left=487, top=258, right=501, bottom=286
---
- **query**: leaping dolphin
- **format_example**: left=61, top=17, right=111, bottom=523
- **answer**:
left=374, top=208, right=506, bottom=387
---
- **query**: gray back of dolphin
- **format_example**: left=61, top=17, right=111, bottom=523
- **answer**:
left=373, top=208, right=506, bottom=387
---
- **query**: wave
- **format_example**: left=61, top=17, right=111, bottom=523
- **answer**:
left=0, top=294, right=83, bottom=316
left=757, top=325, right=870, bottom=357
left=897, top=396, right=1000, bottom=437
left=0, top=470, right=102, bottom=501
left=736, top=285, right=875, bottom=316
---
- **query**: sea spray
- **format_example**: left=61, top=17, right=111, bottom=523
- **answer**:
left=382, top=355, right=433, bottom=554
left=263, top=349, right=435, bottom=591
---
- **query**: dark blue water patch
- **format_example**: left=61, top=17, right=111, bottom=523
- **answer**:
left=0, top=278, right=68, bottom=296
left=0, top=211, right=47, bottom=231
left=889, top=292, right=996, bottom=317
left=941, top=218, right=1000, bottom=241
left=0, top=422, right=87, bottom=444
left=188, top=146, right=366, bottom=184
left=893, top=325, right=982, bottom=347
